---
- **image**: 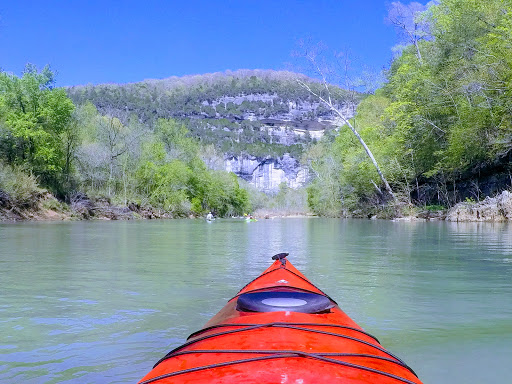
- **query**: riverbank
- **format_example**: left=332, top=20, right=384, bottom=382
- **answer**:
left=3, top=190, right=512, bottom=223
left=392, top=190, right=512, bottom=222
left=0, top=196, right=314, bottom=222
left=0, top=193, right=176, bottom=222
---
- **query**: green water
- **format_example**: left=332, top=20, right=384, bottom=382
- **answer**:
left=1, top=219, right=511, bottom=383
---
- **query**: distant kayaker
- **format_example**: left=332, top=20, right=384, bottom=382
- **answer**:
left=206, top=212, right=213, bottom=220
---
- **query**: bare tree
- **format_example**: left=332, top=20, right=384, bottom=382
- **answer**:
left=201, top=144, right=225, bottom=170
left=386, top=1, right=432, bottom=64
left=96, top=111, right=147, bottom=197
left=294, top=41, right=397, bottom=202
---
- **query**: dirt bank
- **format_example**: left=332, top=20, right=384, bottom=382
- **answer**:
left=0, top=192, right=176, bottom=222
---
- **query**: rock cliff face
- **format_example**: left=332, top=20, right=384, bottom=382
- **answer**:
left=225, top=154, right=308, bottom=193
left=66, top=70, right=360, bottom=193
left=446, top=190, right=512, bottom=221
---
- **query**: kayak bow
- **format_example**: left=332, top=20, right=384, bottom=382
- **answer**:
left=139, top=253, right=424, bottom=384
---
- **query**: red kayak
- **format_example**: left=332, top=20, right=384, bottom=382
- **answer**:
left=139, top=253, right=424, bottom=384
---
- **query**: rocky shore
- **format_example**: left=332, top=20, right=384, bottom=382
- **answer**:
left=0, top=192, right=176, bottom=222
left=445, top=190, right=512, bottom=222
left=392, top=190, right=512, bottom=222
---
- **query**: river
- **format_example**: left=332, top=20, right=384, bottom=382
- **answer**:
left=1, top=218, right=511, bottom=383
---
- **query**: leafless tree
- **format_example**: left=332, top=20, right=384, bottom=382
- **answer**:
left=201, top=144, right=225, bottom=170
left=386, top=1, right=433, bottom=64
left=294, top=41, right=397, bottom=202
left=96, top=110, right=147, bottom=197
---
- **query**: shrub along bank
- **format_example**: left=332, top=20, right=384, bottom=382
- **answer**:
left=0, top=66, right=251, bottom=220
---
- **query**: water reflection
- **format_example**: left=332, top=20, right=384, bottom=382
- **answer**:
left=1, top=219, right=511, bottom=383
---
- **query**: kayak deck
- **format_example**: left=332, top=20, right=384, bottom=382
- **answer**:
left=139, top=254, right=423, bottom=384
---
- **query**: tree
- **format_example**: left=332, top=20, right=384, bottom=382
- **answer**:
left=0, top=64, right=75, bottom=194
left=378, top=0, right=512, bottom=206
left=302, top=142, right=344, bottom=215
left=97, top=115, right=131, bottom=196
left=294, top=42, right=397, bottom=202
left=135, top=141, right=192, bottom=215
left=386, top=1, right=431, bottom=64
left=72, top=104, right=148, bottom=199
left=385, top=0, right=512, bottom=173
left=154, top=118, right=199, bottom=162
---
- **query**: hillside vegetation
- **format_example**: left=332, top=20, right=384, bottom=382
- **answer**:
left=305, top=0, right=512, bottom=217
left=67, top=70, right=357, bottom=158
left=1, top=69, right=354, bottom=219
left=0, top=67, right=251, bottom=218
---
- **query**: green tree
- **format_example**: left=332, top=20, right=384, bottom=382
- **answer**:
left=384, top=0, right=512, bottom=176
left=135, top=141, right=192, bottom=215
left=295, top=42, right=397, bottom=201
left=190, top=168, right=249, bottom=216
left=0, top=64, right=75, bottom=193
left=155, top=118, right=199, bottom=162
left=303, top=142, right=344, bottom=215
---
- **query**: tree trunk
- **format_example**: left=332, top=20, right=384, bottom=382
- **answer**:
left=337, top=112, right=397, bottom=202
left=297, top=79, right=397, bottom=202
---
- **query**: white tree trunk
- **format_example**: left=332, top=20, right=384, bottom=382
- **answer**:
left=297, top=80, right=397, bottom=202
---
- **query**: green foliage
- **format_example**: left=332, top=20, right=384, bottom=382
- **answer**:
left=66, top=70, right=353, bottom=125
left=155, top=118, right=199, bottom=161
left=66, top=70, right=358, bottom=160
left=135, top=142, right=192, bottom=215
left=0, top=65, right=75, bottom=194
left=306, top=184, right=341, bottom=217
left=384, top=0, right=512, bottom=176
left=41, top=196, right=69, bottom=212
left=190, top=169, right=250, bottom=216
left=305, top=93, right=411, bottom=213
left=239, top=180, right=270, bottom=212
left=266, top=182, right=307, bottom=213
left=0, top=161, right=42, bottom=206
left=302, top=141, right=344, bottom=215
left=129, top=121, right=250, bottom=217
left=0, top=65, right=253, bottom=217
left=304, top=0, right=512, bottom=212
left=382, top=0, right=512, bottom=203
left=190, top=197, right=203, bottom=215
left=425, top=204, right=446, bottom=212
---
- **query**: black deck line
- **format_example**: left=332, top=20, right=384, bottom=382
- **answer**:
left=154, top=322, right=413, bottom=374
left=164, top=348, right=415, bottom=375
left=187, top=321, right=381, bottom=344
left=141, top=350, right=420, bottom=384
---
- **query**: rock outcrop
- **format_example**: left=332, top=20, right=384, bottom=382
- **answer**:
left=446, top=190, right=512, bottom=222
left=225, top=154, right=308, bottom=193
left=66, top=70, right=360, bottom=194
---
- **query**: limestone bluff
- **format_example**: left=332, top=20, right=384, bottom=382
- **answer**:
left=66, top=69, right=359, bottom=193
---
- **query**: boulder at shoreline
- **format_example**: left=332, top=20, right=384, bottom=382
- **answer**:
left=446, top=190, right=512, bottom=222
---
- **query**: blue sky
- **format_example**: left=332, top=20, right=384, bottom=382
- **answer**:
left=0, top=0, right=429, bottom=87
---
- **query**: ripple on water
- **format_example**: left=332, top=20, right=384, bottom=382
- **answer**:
left=1, top=219, right=511, bottom=384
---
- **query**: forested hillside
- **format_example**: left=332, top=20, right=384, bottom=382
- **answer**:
left=1, top=68, right=356, bottom=219
left=66, top=70, right=357, bottom=158
left=306, top=0, right=512, bottom=216
left=0, top=67, right=250, bottom=218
